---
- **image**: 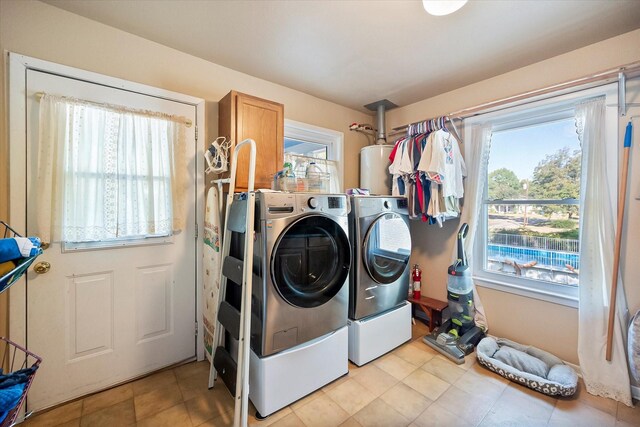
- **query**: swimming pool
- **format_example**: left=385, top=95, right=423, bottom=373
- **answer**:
left=487, top=244, right=579, bottom=270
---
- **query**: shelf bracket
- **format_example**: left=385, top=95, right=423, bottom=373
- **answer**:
left=619, top=72, right=626, bottom=117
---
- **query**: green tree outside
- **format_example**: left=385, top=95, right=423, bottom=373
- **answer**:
left=488, top=168, right=521, bottom=200
left=488, top=168, right=522, bottom=214
left=529, top=147, right=581, bottom=218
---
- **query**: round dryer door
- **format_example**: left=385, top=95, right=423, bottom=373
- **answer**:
left=363, top=213, right=411, bottom=284
left=272, top=215, right=351, bottom=308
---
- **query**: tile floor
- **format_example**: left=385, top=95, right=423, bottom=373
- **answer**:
left=22, top=322, right=640, bottom=426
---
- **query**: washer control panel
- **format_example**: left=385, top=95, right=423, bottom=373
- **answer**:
left=260, top=193, right=348, bottom=218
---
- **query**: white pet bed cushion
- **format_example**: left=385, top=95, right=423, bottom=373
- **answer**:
left=476, top=337, right=578, bottom=397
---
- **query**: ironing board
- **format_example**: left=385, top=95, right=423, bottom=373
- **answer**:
left=203, top=186, right=222, bottom=360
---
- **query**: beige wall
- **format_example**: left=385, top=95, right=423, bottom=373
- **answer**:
left=0, top=0, right=372, bottom=336
left=388, top=29, right=640, bottom=364
left=0, top=0, right=372, bottom=200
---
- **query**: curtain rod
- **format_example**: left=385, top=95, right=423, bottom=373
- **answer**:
left=35, top=91, right=193, bottom=128
left=391, top=60, right=640, bottom=133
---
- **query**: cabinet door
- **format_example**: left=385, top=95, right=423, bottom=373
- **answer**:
left=235, top=93, right=283, bottom=190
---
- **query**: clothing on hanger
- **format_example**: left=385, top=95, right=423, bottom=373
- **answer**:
left=389, top=117, right=466, bottom=226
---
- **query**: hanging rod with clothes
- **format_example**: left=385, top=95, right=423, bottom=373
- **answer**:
left=389, top=60, right=640, bottom=141
left=34, top=91, right=193, bottom=127
left=388, top=115, right=462, bottom=143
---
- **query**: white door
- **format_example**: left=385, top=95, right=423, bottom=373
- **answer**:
left=24, top=69, right=197, bottom=411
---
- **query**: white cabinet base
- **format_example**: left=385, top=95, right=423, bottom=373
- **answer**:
left=249, top=326, right=348, bottom=417
left=348, top=302, right=411, bottom=366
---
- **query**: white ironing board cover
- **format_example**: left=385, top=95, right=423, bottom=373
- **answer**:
left=203, top=186, right=222, bottom=360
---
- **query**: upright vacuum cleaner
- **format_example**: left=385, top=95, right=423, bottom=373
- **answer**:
left=423, top=223, right=485, bottom=364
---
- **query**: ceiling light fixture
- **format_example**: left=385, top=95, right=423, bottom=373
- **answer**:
left=422, top=0, right=468, bottom=16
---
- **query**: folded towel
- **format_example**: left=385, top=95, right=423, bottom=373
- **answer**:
left=0, top=383, right=26, bottom=424
left=16, top=237, right=42, bottom=257
left=0, top=366, right=38, bottom=389
left=0, top=237, right=42, bottom=263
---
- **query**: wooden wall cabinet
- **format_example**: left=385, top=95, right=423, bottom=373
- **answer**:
left=218, top=90, right=284, bottom=191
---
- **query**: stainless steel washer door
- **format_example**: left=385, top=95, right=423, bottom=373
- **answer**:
left=363, top=213, right=411, bottom=284
left=271, top=215, right=351, bottom=308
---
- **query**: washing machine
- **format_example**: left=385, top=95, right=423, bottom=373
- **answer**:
left=347, top=195, right=412, bottom=366
left=227, top=192, right=351, bottom=417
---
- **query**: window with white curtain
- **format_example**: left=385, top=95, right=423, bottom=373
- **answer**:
left=37, top=95, right=187, bottom=246
left=469, top=84, right=618, bottom=307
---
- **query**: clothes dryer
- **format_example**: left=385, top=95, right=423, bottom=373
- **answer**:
left=347, top=195, right=412, bottom=365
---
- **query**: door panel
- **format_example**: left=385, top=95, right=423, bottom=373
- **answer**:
left=68, top=273, right=114, bottom=359
left=135, top=264, right=173, bottom=342
left=25, top=69, right=197, bottom=411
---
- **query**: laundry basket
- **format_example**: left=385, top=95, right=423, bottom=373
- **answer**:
left=0, top=221, right=42, bottom=294
left=281, top=153, right=340, bottom=193
left=0, top=222, right=43, bottom=426
left=0, top=337, right=41, bottom=427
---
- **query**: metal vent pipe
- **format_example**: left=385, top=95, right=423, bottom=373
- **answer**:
left=364, top=99, right=398, bottom=145
left=376, top=104, right=386, bottom=145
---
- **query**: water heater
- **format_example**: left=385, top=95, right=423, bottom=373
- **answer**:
left=360, top=145, right=393, bottom=195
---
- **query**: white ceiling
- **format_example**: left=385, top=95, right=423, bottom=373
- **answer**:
left=43, top=0, right=640, bottom=113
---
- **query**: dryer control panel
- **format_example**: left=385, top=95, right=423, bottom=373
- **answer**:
left=350, top=195, right=409, bottom=218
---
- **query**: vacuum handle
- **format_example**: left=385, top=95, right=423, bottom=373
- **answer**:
left=458, top=223, right=469, bottom=239
left=457, top=223, right=469, bottom=267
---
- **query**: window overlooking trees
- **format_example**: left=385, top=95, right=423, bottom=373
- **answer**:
left=471, top=86, right=618, bottom=307
left=484, top=115, right=581, bottom=287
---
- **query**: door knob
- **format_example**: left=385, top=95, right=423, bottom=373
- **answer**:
left=34, top=261, right=51, bottom=274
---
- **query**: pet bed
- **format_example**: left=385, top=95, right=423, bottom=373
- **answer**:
left=476, top=336, right=578, bottom=397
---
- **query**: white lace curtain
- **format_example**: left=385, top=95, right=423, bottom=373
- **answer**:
left=575, top=97, right=632, bottom=405
left=37, top=94, right=188, bottom=243
left=452, top=124, right=492, bottom=330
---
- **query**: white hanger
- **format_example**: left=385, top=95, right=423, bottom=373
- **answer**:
left=205, top=137, right=232, bottom=174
